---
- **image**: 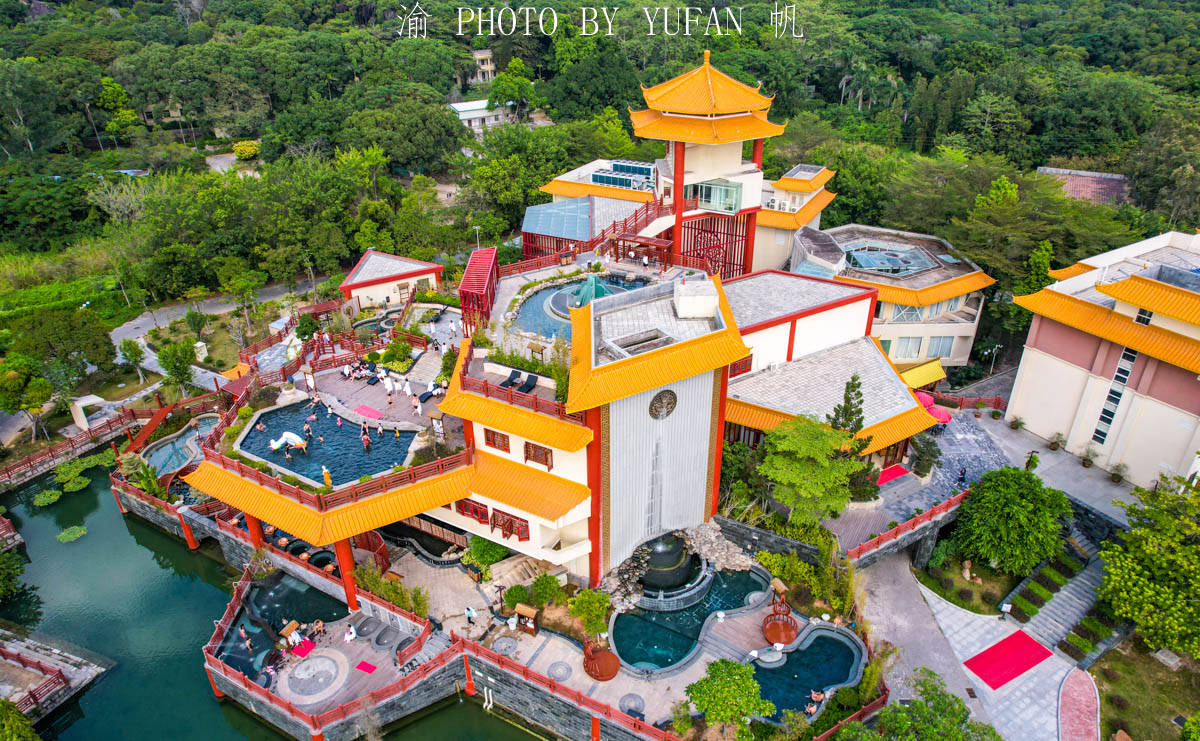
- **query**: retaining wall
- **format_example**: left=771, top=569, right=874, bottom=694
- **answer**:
left=712, top=516, right=821, bottom=565
left=113, top=487, right=185, bottom=540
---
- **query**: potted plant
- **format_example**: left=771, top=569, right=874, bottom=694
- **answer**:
left=1081, top=446, right=1098, bottom=468
left=1048, top=432, right=1066, bottom=451
left=1110, top=462, right=1128, bottom=483
left=990, top=408, right=1003, bottom=419
left=973, top=400, right=986, bottom=418
left=1009, top=416, right=1025, bottom=430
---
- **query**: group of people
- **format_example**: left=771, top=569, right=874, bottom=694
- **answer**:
left=805, top=689, right=826, bottom=715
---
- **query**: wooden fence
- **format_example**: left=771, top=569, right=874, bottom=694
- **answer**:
left=0, top=408, right=144, bottom=487
left=0, top=645, right=69, bottom=714
left=845, top=489, right=970, bottom=561
left=931, top=392, right=1007, bottom=411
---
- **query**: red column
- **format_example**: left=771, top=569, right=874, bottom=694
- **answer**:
left=334, top=538, right=359, bottom=610
left=110, top=486, right=129, bottom=515
left=205, top=667, right=225, bottom=698
left=461, top=419, right=474, bottom=451
left=743, top=211, right=758, bottom=275
left=752, top=138, right=764, bottom=168
left=177, top=511, right=199, bottom=549
left=585, top=407, right=603, bottom=588
left=786, top=320, right=797, bottom=362
left=591, top=716, right=601, bottom=740
left=710, top=366, right=729, bottom=519
left=672, top=141, right=686, bottom=257
left=244, top=514, right=265, bottom=549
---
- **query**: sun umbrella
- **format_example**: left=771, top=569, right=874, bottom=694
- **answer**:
left=914, top=390, right=936, bottom=407
left=927, top=405, right=953, bottom=424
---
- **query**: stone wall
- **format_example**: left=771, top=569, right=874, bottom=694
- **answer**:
left=1068, top=498, right=1125, bottom=546
left=114, top=487, right=185, bottom=540
left=851, top=512, right=959, bottom=569
left=712, top=516, right=821, bottom=565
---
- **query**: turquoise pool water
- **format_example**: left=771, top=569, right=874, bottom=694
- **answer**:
left=513, top=275, right=646, bottom=341
left=237, top=403, right=416, bottom=486
left=611, top=569, right=767, bottom=670
left=754, top=634, right=861, bottom=721
left=143, top=414, right=220, bottom=473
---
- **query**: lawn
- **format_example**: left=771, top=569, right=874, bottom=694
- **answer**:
left=1090, top=634, right=1200, bottom=741
left=148, top=307, right=277, bottom=372
left=76, top=365, right=162, bottom=401
left=913, top=554, right=1021, bottom=615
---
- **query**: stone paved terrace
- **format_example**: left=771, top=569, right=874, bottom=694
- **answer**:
left=465, top=355, right=558, bottom=404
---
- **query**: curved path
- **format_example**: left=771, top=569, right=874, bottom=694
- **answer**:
left=1058, top=668, right=1100, bottom=741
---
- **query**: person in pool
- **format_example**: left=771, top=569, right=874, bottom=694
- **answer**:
left=303, top=422, right=312, bottom=437
left=255, top=422, right=266, bottom=432
left=361, top=433, right=371, bottom=450
left=336, top=417, right=343, bottom=428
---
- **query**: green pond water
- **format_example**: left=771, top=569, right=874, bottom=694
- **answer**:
left=0, top=463, right=538, bottom=740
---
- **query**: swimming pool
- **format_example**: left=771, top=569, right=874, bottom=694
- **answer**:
left=610, top=568, right=767, bottom=671
left=237, top=403, right=417, bottom=486
left=513, top=275, right=647, bottom=340
left=142, top=414, right=220, bottom=473
left=754, top=630, right=863, bottom=721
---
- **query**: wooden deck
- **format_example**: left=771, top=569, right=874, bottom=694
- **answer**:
left=706, top=601, right=777, bottom=654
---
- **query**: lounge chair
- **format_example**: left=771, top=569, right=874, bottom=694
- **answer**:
left=517, top=374, right=539, bottom=394
left=364, top=361, right=377, bottom=372
left=498, top=369, right=521, bottom=388
left=365, top=376, right=379, bottom=385
left=418, top=390, right=433, bottom=403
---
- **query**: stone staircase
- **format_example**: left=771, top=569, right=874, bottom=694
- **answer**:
left=1025, top=558, right=1105, bottom=649
left=1065, top=521, right=1100, bottom=561
left=489, top=555, right=545, bottom=594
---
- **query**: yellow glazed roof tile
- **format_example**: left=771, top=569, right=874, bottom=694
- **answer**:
left=836, top=271, right=995, bottom=307
left=757, top=190, right=836, bottom=230
left=565, top=277, right=750, bottom=413
left=641, top=50, right=774, bottom=115
left=629, top=108, right=785, bottom=145
left=182, top=462, right=471, bottom=546
left=1094, top=274, right=1200, bottom=327
left=468, top=450, right=590, bottom=522
left=1016, top=289, right=1200, bottom=374
left=724, top=399, right=935, bottom=456
left=539, top=179, right=655, bottom=203
left=438, top=349, right=593, bottom=452
left=773, top=168, right=835, bottom=193
left=896, top=359, right=947, bottom=389
left=1048, top=262, right=1095, bottom=280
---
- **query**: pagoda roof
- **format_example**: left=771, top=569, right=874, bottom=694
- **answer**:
left=640, top=51, right=773, bottom=115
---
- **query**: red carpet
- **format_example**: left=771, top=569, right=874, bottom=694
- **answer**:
left=355, top=661, right=376, bottom=674
left=963, top=631, right=1051, bottom=690
left=877, top=465, right=909, bottom=486
left=353, top=404, right=385, bottom=419
left=292, top=638, right=315, bottom=658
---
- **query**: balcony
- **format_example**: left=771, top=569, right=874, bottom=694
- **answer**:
left=459, top=344, right=584, bottom=424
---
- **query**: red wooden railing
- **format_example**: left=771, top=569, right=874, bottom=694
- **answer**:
left=0, top=408, right=141, bottom=485
left=0, top=645, right=69, bottom=714
left=845, top=489, right=970, bottom=561
left=813, top=685, right=890, bottom=741
left=238, top=316, right=299, bottom=364
left=0, top=516, right=17, bottom=540
left=931, top=392, right=1007, bottom=411
left=458, top=343, right=583, bottom=424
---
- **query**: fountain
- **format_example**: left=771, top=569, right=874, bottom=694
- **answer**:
left=547, top=275, right=621, bottom=319
left=641, top=533, right=702, bottom=590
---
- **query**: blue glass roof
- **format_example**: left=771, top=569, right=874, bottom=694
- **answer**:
left=521, top=197, right=592, bottom=241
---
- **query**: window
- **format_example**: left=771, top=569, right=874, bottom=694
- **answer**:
left=874, top=301, right=882, bottom=319
left=729, top=356, right=752, bottom=377
left=893, top=337, right=922, bottom=358
left=879, top=339, right=891, bottom=355
left=1135, top=308, right=1153, bottom=325
left=524, top=442, right=553, bottom=470
left=490, top=508, right=530, bottom=541
left=926, top=336, right=955, bottom=358
left=484, top=428, right=510, bottom=452
left=455, top=499, right=489, bottom=524
left=1092, top=347, right=1138, bottom=444
left=892, top=305, right=922, bottom=322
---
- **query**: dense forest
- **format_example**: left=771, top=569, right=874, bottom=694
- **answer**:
left=0, top=0, right=1198, bottom=351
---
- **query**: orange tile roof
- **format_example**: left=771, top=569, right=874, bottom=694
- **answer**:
left=469, top=450, right=590, bottom=522
left=640, top=50, right=774, bottom=115
left=724, top=399, right=936, bottom=456
left=539, top=179, right=655, bottom=203
left=1094, top=274, right=1200, bottom=327
left=629, top=108, right=785, bottom=146
left=757, top=190, right=836, bottom=230
left=1016, top=289, right=1200, bottom=374
left=438, top=349, right=593, bottom=452
left=836, top=270, right=995, bottom=307
left=182, top=461, right=471, bottom=546
left=565, top=277, right=750, bottom=413
left=773, top=168, right=835, bottom=193
left=1048, top=262, right=1095, bottom=280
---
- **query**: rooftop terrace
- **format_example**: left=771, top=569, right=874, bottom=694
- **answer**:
left=590, top=279, right=725, bottom=366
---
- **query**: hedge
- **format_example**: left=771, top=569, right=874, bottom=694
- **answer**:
left=1081, top=616, right=1113, bottom=640
left=1021, top=587, right=1046, bottom=608
left=1012, top=594, right=1040, bottom=616
left=1027, top=581, right=1054, bottom=602
left=1042, top=566, right=1069, bottom=586
left=1065, top=632, right=1095, bottom=654
left=1055, top=550, right=1084, bottom=573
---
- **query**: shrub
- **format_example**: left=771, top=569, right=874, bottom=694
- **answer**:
left=1013, top=593, right=1041, bottom=614
left=927, top=565, right=943, bottom=578
left=233, top=140, right=260, bottom=160
left=1065, top=632, right=1095, bottom=654
left=364, top=351, right=380, bottom=363
left=237, top=406, right=254, bottom=420
left=33, top=489, right=62, bottom=507
left=1058, top=639, right=1085, bottom=660
left=982, top=590, right=999, bottom=604
left=940, top=576, right=954, bottom=589
left=249, top=386, right=281, bottom=409
left=1101, top=667, right=1119, bottom=682
left=530, top=572, right=564, bottom=607
left=957, top=587, right=973, bottom=601
left=504, top=584, right=530, bottom=609
left=1042, top=566, right=1069, bottom=586
left=1009, top=605, right=1030, bottom=622
left=1182, top=715, right=1199, bottom=741
left=755, top=551, right=815, bottom=588
left=353, top=564, right=412, bottom=611
left=468, top=536, right=509, bottom=567
left=411, top=586, right=430, bottom=617
left=669, top=701, right=692, bottom=736
left=955, top=467, right=1072, bottom=575
left=1081, top=616, right=1112, bottom=639
left=1075, top=624, right=1099, bottom=642
left=57, top=526, right=87, bottom=543
left=887, top=520, right=898, bottom=529
left=1109, top=718, right=1129, bottom=734
left=358, top=474, right=372, bottom=483
left=1052, top=554, right=1082, bottom=574
left=926, top=538, right=955, bottom=569
left=568, top=588, right=611, bottom=636
left=280, top=475, right=301, bottom=487
left=1107, top=694, right=1129, bottom=710
left=1027, top=581, right=1054, bottom=602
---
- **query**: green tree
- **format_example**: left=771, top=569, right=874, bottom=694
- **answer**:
left=530, top=572, right=564, bottom=607
left=758, top=416, right=868, bottom=525
left=955, top=467, right=1071, bottom=575
left=961, top=92, right=1032, bottom=165
left=185, top=310, right=208, bottom=340
left=383, top=39, right=457, bottom=95
left=685, top=659, right=775, bottom=741
left=338, top=103, right=467, bottom=174
left=0, top=697, right=40, bottom=741
left=0, top=551, right=25, bottom=602
left=1182, top=715, right=1199, bottom=741
left=947, top=175, right=1060, bottom=290
left=296, top=314, right=319, bottom=342
left=1001, top=240, right=1054, bottom=334
left=157, top=342, right=195, bottom=392
left=118, top=339, right=146, bottom=384
left=827, top=374, right=879, bottom=501
left=489, top=58, right=541, bottom=122
left=0, top=353, right=53, bottom=442
left=567, top=588, right=610, bottom=636
left=835, top=668, right=1000, bottom=740
left=10, top=308, right=115, bottom=378
left=215, top=259, right=268, bottom=333
left=1098, top=474, right=1200, bottom=656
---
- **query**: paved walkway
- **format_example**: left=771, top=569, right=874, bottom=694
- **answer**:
left=939, top=367, right=1017, bottom=401
left=979, top=421, right=1135, bottom=525
left=921, top=582, right=1074, bottom=741
left=1058, top=668, right=1100, bottom=741
left=856, top=552, right=990, bottom=721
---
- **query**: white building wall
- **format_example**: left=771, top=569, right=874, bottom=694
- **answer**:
left=463, top=419, right=588, bottom=486
left=349, top=274, right=438, bottom=308
left=1104, top=394, right=1200, bottom=485
left=742, top=323, right=789, bottom=370
left=606, top=371, right=715, bottom=567
left=754, top=225, right=794, bottom=271
left=1007, top=348, right=1090, bottom=442
left=793, top=300, right=871, bottom=356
